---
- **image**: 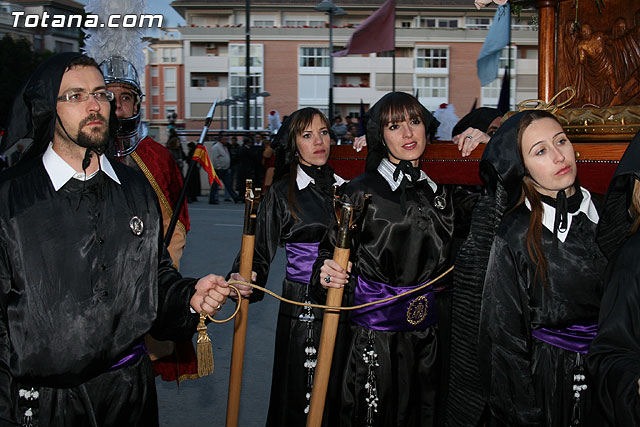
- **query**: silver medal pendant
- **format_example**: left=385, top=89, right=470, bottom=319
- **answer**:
left=433, top=195, right=446, bottom=210
left=129, top=216, right=144, bottom=236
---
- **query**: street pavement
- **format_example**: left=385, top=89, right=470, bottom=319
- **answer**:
left=157, top=199, right=286, bottom=426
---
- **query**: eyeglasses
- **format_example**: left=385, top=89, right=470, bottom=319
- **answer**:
left=56, top=90, right=115, bottom=103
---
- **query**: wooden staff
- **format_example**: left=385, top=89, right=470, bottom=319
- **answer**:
left=225, top=180, right=261, bottom=427
left=307, top=195, right=369, bottom=427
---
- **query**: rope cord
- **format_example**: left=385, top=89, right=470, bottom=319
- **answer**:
left=207, top=265, right=454, bottom=323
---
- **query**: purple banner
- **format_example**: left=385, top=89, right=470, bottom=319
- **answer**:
left=109, top=342, right=147, bottom=371
left=531, top=323, right=598, bottom=354
left=285, top=242, right=320, bottom=284
left=352, top=275, right=437, bottom=332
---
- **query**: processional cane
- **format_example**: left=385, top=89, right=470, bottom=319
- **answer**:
left=225, top=180, right=262, bottom=427
left=307, top=193, right=370, bottom=427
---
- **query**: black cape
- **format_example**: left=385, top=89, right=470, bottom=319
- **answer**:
left=312, top=170, right=475, bottom=427
left=0, top=157, right=198, bottom=426
left=231, top=174, right=349, bottom=427
left=478, top=202, right=606, bottom=427
left=587, top=130, right=640, bottom=426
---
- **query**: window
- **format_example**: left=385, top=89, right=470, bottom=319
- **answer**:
left=418, top=17, right=458, bottom=28
left=481, top=73, right=515, bottom=108
left=162, top=48, right=178, bottom=63
left=164, top=68, right=177, bottom=85
left=285, top=20, right=306, bottom=26
left=309, top=20, right=325, bottom=27
left=401, top=21, right=411, bottom=28
left=151, top=87, right=159, bottom=96
left=253, top=20, right=274, bottom=26
left=191, top=44, right=206, bottom=56
left=152, top=106, right=160, bottom=116
left=499, top=46, right=517, bottom=70
left=300, top=47, right=329, bottom=67
left=140, top=106, right=146, bottom=120
left=416, top=77, right=448, bottom=98
left=466, top=17, right=492, bottom=29
left=229, top=104, right=264, bottom=130
left=191, top=77, right=206, bottom=87
left=230, top=73, right=262, bottom=97
left=416, top=48, right=448, bottom=69
left=151, top=67, right=159, bottom=77
left=299, top=75, right=329, bottom=103
left=164, top=87, right=177, bottom=101
left=229, top=44, right=263, bottom=67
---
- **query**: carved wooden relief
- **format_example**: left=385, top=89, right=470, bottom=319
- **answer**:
left=557, top=0, right=640, bottom=107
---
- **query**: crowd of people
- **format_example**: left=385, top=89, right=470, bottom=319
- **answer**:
left=1, top=49, right=640, bottom=427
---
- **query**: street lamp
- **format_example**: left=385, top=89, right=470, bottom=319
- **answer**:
left=219, top=98, right=237, bottom=130
left=315, top=0, right=345, bottom=123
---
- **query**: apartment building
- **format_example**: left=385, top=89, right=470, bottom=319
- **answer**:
left=0, top=0, right=83, bottom=52
left=143, top=28, right=186, bottom=141
left=163, top=0, right=538, bottom=132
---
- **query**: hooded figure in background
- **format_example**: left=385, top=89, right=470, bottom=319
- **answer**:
left=0, top=52, right=230, bottom=427
left=588, top=132, right=640, bottom=426
left=228, top=107, right=348, bottom=427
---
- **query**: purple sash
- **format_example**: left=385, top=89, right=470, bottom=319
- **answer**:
left=531, top=323, right=598, bottom=354
left=285, top=242, right=320, bottom=283
left=109, top=342, right=147, bottom=371
left=352, top=276, right=437, bottom=332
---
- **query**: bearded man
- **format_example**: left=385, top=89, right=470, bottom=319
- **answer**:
left=0, top=53, right=230, bottom=427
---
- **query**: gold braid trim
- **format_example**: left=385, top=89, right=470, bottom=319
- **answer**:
left=131, top=151, right=187, bottom=236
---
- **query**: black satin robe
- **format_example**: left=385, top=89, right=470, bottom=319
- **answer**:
left=478, top=204, right=607, bottom=427
left=0, top=157, right=199, bottom=426
left=587, top=232, right=640, bottom=426
left=311, top=171, right=475, bottom=427
left=231, top=176, right=349, bottom=427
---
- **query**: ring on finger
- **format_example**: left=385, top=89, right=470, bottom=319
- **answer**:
left=324, top=274, right=331, bottom=284
left=465, top=135, right=473, bottom=139
left=216, top=303, right=222, bottom=310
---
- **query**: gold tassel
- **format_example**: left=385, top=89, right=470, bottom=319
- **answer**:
left=196, top=312, right=214, bottom=377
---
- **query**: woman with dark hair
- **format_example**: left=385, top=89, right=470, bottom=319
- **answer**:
left=314, top=92, right=478, bottom=427
left=475, top=110, right=607, bottom=426
left=587, top=132, right=640, bottom=426
left=229, top=107, right=348, bottom=427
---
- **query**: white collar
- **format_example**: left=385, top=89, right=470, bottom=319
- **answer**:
left=296, top=164, right=346, bottom=190
left=524, top=186, right=599, bottom=243
left=42, top=142, right=121, bottom=191
left=377, top=158, right=437, bottom=193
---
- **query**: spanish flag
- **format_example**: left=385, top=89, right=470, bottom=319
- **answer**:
left=192, top=144, right=221, bottom=186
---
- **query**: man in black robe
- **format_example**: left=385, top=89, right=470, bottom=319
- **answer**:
left=0, top=53, right=230, bottom=426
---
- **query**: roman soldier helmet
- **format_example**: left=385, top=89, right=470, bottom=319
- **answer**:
left=82, top=0, right=148, bottom=157
left=99, top=56, right=145, bottom=156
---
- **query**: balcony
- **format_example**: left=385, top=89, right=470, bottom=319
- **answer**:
left=185, top=55, right=228, bottom=73
left=334, top=56, right=413, bottom=74
left=187, top=86, right=228, bottom=103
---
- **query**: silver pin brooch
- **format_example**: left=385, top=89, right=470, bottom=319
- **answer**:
left=129, top=216, right=144, bottom=236
left=433, top=195, right=446, bottom=210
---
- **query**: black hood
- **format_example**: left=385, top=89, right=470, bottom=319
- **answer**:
left=273, top=108, right=303, bottom=181
left=452, top=107, right=501, bottom=137
left=479, top=111, right=528, bottom=210
left=0, top=52, right=118, bottom=162
left=364, top=92, right=439, bottom=172
left=597, top=131, right=640, bottom=259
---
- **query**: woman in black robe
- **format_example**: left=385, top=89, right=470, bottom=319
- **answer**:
left=475, top=110, right=607, bottom=426
left=587, top=131, right=640, bottom=426
left=314, top=92, right=478, bottom=427
left=229, top=108, right=347, bottom=427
